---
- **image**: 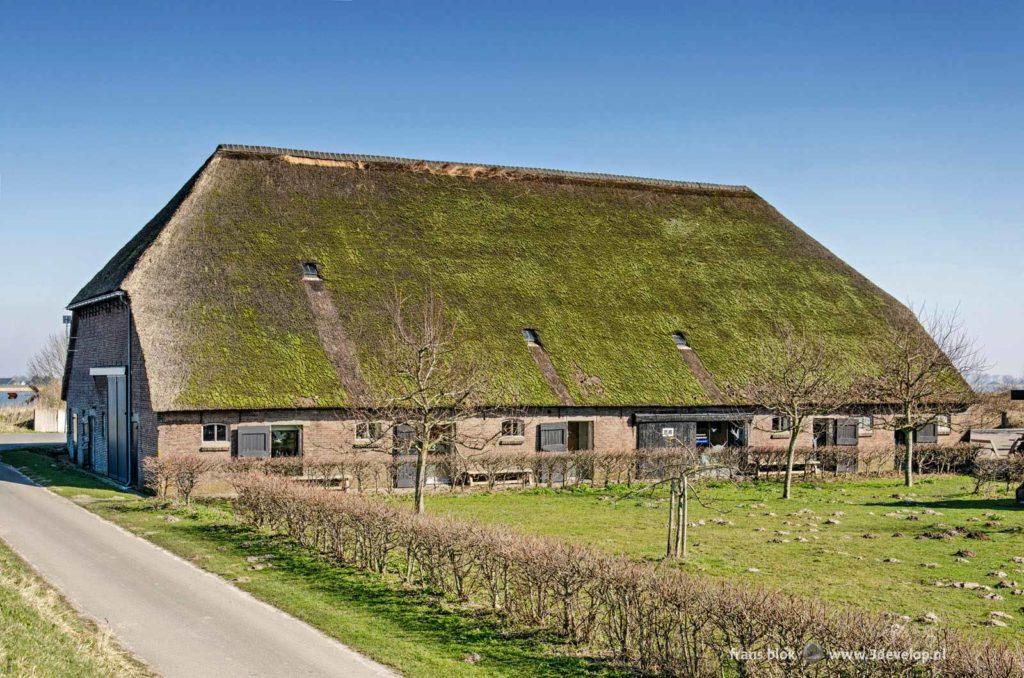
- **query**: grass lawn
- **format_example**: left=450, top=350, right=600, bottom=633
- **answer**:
left=0, top=448, right=622, bottom=677
left=0, top=536, right=151, bottom=677
left=401, top=475, right=1024, bottom=639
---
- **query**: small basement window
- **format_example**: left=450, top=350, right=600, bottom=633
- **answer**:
left=202, top=423, right=228, bottom=443
left=501, top=418, right=525, bottom=437
left=671, top=331, right=689, bottom=349
left=522, top=328, right=540, bottom=344
left=302, top=262, right=321, bottom=280
left=771, top=416, right=792, bottom=432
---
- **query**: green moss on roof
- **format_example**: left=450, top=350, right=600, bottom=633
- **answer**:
left=88, top=148, right=910, bottom=411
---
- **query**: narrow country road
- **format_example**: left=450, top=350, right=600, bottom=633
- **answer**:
left=0, top=462, right=395, bottom=678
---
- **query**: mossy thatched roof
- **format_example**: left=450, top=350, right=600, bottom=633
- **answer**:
left=71, top=145, right=920, bottom=412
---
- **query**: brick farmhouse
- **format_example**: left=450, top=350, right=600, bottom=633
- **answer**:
left=62, top=145, right=966, bottom=487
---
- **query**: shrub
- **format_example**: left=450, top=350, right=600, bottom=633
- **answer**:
left=0, top=406, right=34, bottom=433
left=971, top=455, right=1024, bottom=494
left=230, top=474, right=1022, bottom=676
left=143, top=454, right=220, bottom=504
left=216, top=443, right=979, bottom=499
left=916, top=444, right=980, bottom=475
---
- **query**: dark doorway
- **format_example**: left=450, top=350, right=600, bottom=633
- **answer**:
left=813, top=418, right=832, bottom=448
left=83, top=417, right=94, bottom=470
left=567, top=421, right=593, bottom=452
left=567, top=421, right=594, bottom=480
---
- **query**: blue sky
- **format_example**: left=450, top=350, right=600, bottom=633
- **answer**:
left=1, top=1, right=1021, bottom=375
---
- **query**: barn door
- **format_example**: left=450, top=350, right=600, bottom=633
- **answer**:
left=637, top=421, right=696, bottom=449
left=679, top=422, right=697, bottom=448
left=105, top=375, right=129, bottom=484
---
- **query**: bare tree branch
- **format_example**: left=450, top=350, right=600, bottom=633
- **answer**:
left=351, top=287, right=522, bottom=513
left=855, top=302, right=986, bottom=487
left=723, top=324, right=854, bottom=499
left=26, top=331, right=68, bottom=385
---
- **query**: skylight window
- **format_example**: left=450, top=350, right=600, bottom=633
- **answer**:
left=302, top=262, right=321, bottom=280
left=671, top=331, right=689, bottom=348
left=522, top=328, right=540, bottom=344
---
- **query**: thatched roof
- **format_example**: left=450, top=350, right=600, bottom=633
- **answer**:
left=70, top=145, right=922, bottom=411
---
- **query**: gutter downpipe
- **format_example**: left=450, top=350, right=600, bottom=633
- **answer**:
left=117, top=291, right=135, bottom=487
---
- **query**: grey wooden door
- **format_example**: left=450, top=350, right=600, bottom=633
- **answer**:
left=105, top=375, right=129, bottom=484
left=538, top=423, right=568, bottom=451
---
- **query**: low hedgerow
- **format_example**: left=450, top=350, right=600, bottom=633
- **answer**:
left=230, top=473, right=1023, bottom=677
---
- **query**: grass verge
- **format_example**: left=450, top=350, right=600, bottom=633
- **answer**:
left=0, top=536, right=151, bottom=677
left=0, top=448, right=622, bottom=677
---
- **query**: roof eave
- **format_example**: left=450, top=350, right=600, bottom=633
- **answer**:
left=67, top=289, right=127, bottom=310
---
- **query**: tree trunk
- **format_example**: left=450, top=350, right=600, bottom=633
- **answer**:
left=666, top=479, right=677, bottom=559
left=677, top=476, right=688, bottom=559
left=414, top=447, right=428, bottom=514
left=904, top=405, right=914, bottom=488
left=783, top=425, right=799, bottom=500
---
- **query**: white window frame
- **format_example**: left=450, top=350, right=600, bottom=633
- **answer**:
left=499, top=418, right=526, bottom=444
left=201, top=423, right=229, bottom=446
left=354, top=421, right=384, bottom=446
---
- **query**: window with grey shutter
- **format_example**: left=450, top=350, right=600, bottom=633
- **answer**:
left=237, top=425, right=271, bottom=458
left=538, top=423, right=568, bottom=452
left=835, top=418, right=859, bottom=446
left=916, top=423, right=938, bottom=444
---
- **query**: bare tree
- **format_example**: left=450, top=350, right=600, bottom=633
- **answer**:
left=355, top=290, right=511, bottom=514
left=27, top=332, right=68, bottom=385
left=725, top=325, right=852, bottom=499
left=857, top=304, right=985, bottom=487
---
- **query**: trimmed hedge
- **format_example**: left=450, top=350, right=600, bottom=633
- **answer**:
left=231, top=473, right=1023, bottom=676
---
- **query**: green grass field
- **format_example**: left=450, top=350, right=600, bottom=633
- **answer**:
left=5, top=446, right=1020, bottom=677
left=0, top=448, right=623, bottom=677
left=401, top=476, right=1024, bottom=637
left=0, top=536, right=151, bottom=677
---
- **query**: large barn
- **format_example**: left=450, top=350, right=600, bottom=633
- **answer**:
left=62, top=145, right=962, bottom=487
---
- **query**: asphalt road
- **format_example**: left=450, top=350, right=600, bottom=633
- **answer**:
left=0, top=462, right=395, bottom=678
left=0, top=432, right=66, bottom=448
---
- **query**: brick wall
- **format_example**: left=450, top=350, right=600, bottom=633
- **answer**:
left=156, top=407, right=641, bottom=459
left=154, top=408, right=968, bottom=463
left=64, top=297, right=157, bottom=485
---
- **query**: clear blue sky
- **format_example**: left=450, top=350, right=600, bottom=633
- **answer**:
left=1, top=1, right=1021, bottom=375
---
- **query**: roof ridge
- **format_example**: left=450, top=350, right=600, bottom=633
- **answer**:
left=215, top=144, right=753, bottom=195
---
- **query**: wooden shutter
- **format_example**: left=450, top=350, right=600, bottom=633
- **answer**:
left=916, top=423, right=938, bottom=444
left=237, top=425, right=271, bottom=458
left=538, top=423, right=568, bottom=452
left=393, top=424, right=415, bottom=451
left=835, top=418, right=859, bottom=446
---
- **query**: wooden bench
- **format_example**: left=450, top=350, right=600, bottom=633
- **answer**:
left=753, top=460, right=820, bottom=479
